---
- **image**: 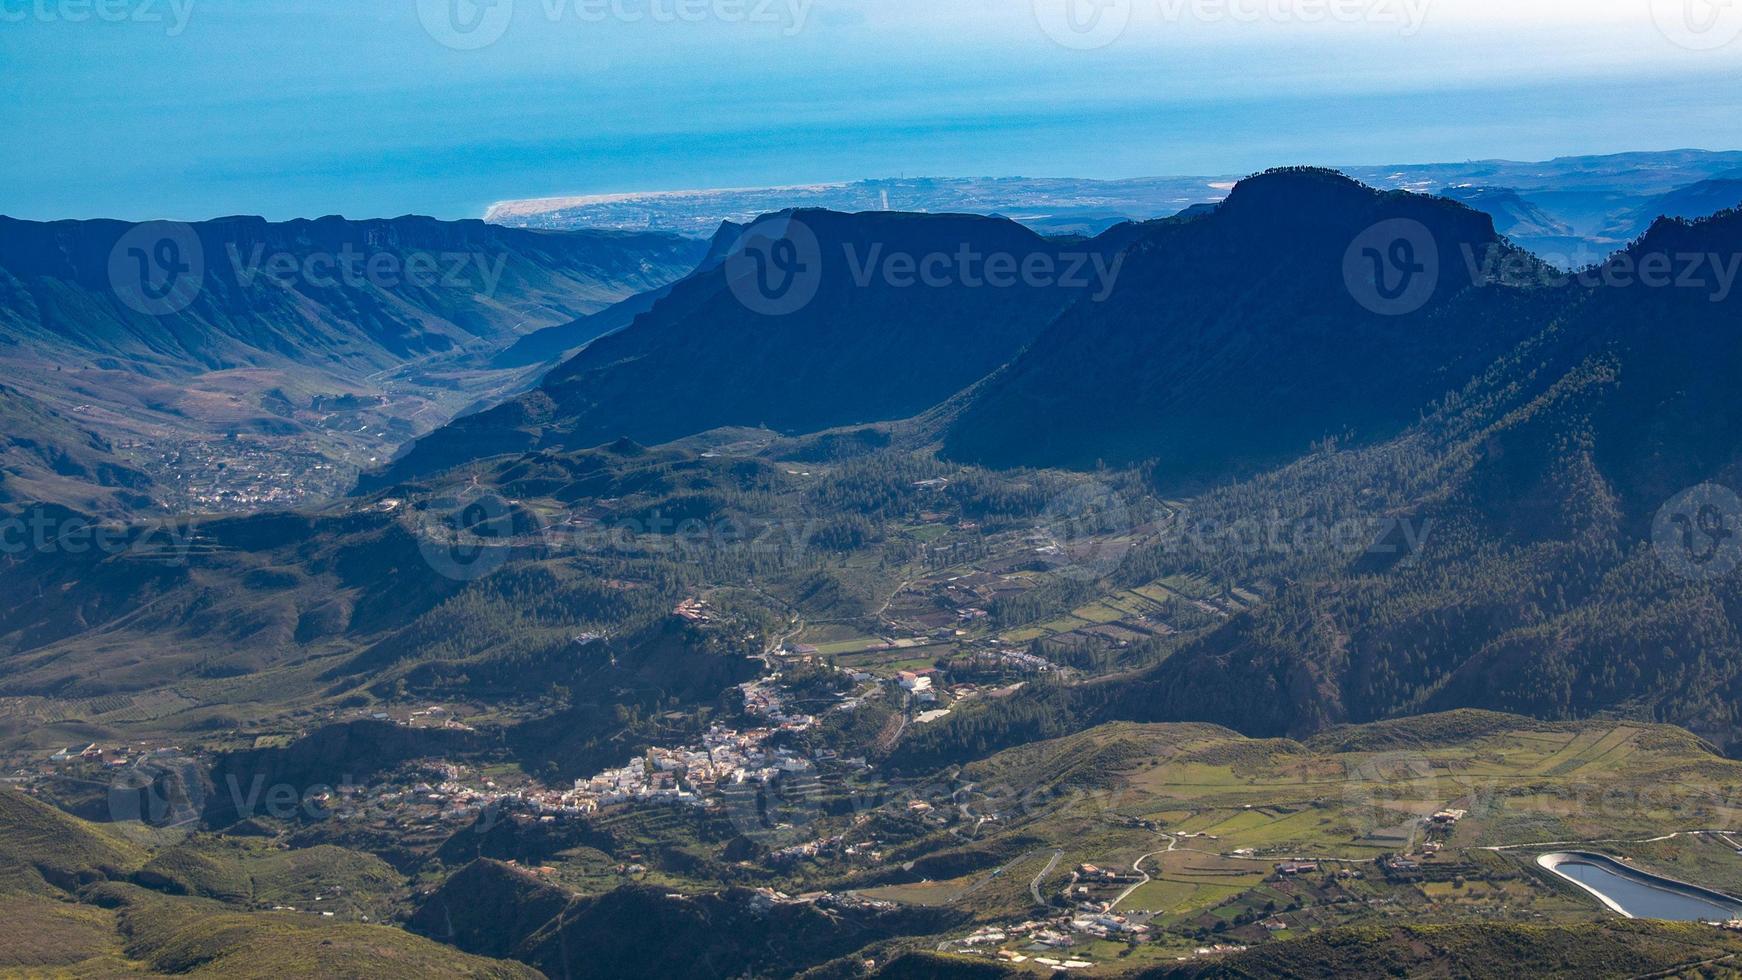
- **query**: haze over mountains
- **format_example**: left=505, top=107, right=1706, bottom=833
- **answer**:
left=0, top=216, right=703, bottom=513
left=487, top=149, right=1742, bottom=264
left=10, top=149, right=1735, bottom=519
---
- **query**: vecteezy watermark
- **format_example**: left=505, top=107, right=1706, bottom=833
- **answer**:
left=211, top=772, right=427, bottom=826
left=842, top=242, right=1124, bottom=300
left=418, top=0, right=513, bottom=49
left=108, top=221, right=205, bottom=316
left=0, top=0, right=194, bottom=35
left=544, top=512, right=824, bottom=559
left=1461, top=244, right=1742, bottom=303
left=226, top=242, right=510, bottom=296
left=412, top=486, right=518, bottom=582
left=101, top=762, right=508, bottom=842
left=1032, top=0, right=1431, bottom=49
left=720, top=770, right=827, bottom=843
left=106, top=753, right=207, bottom=844
left=1340, top=750, right=1439, bottom=839
left=724, top=214, right=825, bottom=316
left=0, top=510, right=202, bottom=564
left=1653, top=483, right=1742, bottom=582
left=107, top=225, right=512, bottom=316
left=1156, top=511, right=1436, bottom=561
left=403, top=485, right=845, bottom=579
left=1652, top=0, right=1742, bottom=51
left=1034, top=480, right=1135, bottom=581
left=1033, top=0, right=1134, bottom=49
left=1343, top=218, right=1439, bottom=316
left=1158, top=0, right=1431, bottom=31
left=417, top=0, right=813, bottom=50
left=721, top=213, right=1126, bottom=316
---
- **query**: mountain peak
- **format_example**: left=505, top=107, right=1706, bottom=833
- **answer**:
left=1218, top=167, right=1497, bottom=244
left=1219, top=167, right=1376, bottom=214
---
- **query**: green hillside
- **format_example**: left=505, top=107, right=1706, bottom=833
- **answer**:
left=0, top=787, right=147, bottom=894
left=0, top=785, right=538, bottom=977
left=1140, top=920, right=1742, bottom=979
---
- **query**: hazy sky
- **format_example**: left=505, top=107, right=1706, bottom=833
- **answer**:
left=4, top=0, right=1741, bottom=220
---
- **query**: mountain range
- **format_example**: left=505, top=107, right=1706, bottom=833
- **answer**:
left=0, top=215, right=704, bottom=513
left=9, top=162, right=1742, bottom=978
left=1110, top=200, right=1742, bottom=744
left=486, top=149, right=1742, bottom=261
left=367, top=209, right=1149, bottom=487
left=934, top=169, right=1563, bottom=485
left=389, top=170, right=1570, bottom=490
left=9, top=165, right=1741, bottom=746
left=377, top=166, right=1742, bottom=744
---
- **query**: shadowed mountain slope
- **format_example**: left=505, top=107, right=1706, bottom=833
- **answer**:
left=368, top=209, right=1135, bottom=486
left=938, top=168, right=1566, bottom=489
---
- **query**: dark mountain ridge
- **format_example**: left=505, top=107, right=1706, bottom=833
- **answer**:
left=376, top=170, right=1568, bottom=494
left=1091, top=203, right=1742, bottom=744
left=938, top=168, right=1566, bottom=489
left=367, top=208, right=1137, bottom=488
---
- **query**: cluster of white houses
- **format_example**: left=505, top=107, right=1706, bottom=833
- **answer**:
left=562, top=724, right=818, bottom=812
left=558, top=672, right=829, bottom=813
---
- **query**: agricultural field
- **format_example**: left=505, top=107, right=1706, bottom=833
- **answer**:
left=880, top=712, right=1742, bottom=973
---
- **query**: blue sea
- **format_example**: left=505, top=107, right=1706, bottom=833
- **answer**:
left=4, top=0, right=1741, bottom=221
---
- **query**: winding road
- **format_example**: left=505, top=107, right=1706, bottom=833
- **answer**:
left=1480, top=829, right=1742, bottom=851
left=1031, top=850, right=1064, bottom=905
left=1112, top=835, right=1178, bottom=910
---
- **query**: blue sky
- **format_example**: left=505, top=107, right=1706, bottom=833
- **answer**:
left=4, top=0, right=1741, bottom=220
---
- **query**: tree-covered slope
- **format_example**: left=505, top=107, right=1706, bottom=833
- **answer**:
left=1104, top=204, right=1742, bottom=745
left=939, top=168, right=1565, bottom=488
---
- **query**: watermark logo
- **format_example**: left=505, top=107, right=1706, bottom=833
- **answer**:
left=108, top=221, right=204, bottom=316
left=413, top=486, right=518, bottom=581
left=724, top=214, right=824, bottom=316
left=1032, top=0, right=1431, bottom=46
left=0, top=0, right=195, bottom=34
left=0, top=510, right=206, bottom=566
left=720, top=772, right=826, bottom=844
left=1033, top=0, right=1133, bottom=49
left=1344, top=218, right=1438, bottom=316
left=107, top=753, right=206, bottom=844
left=1035, top=480, right=1133, bottom=581
left=554, top=0, right=811, bottom=33
left=226, top=242, right=509, bottom=296
left=418, top=0, right=516, bottom=49
left=721, top=213, right=1126, bottom=315
left=1653, top=0, right=1742, bottom=51
left=542, top=512, right=823, bottom=563
left=1340, top=751, right=1438, bottom=840
left=1653, top=483, right=1742, bottom=582
left=1154, top=510, right=1435, bottom=562
left=1157, top=0, right=1432, bottom=33
left=418, top=0, right=812, bottom=49
left=1462, top=244, right=1741, bottom=303
left=842, top=243, right=1124, bottom=300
